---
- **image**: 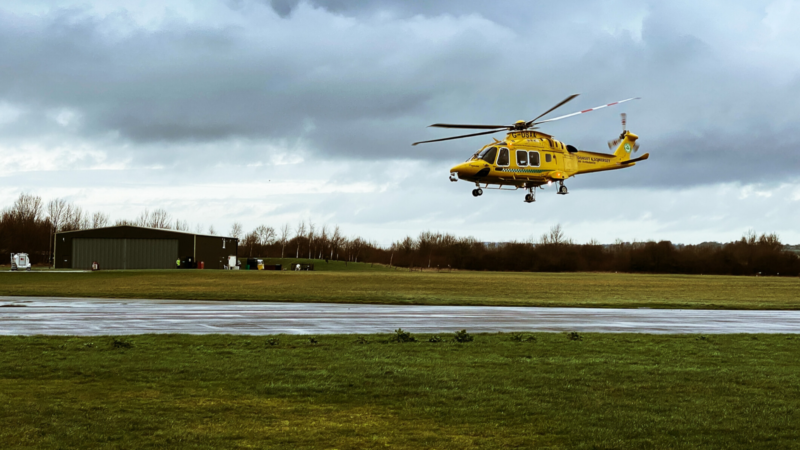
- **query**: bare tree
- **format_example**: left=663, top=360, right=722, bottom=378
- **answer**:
left=47, top=199, right=68, bottom=233
left=331, top=225, right=342, bottom=260
left=135, top=209, right=151, bottom=227
left=307, top=222, right=315, bottom=259
left=47, top=198, right=68, bottom=266
left=279, top=223, right=290, bottom=258
left=195, top=223, right=203, bottom=234
left=230, top=222, right=243, bottom=240
left=11, top=193, right=43, bottom=223
left=114, top=219, right=135, bottom=226
left=149, top=208, right=172, bottom=229
left=208, top=225, right=216, bottom=235
left=91, top=211, right=109, bottom=228
left=61, top=204, right=87, bottom=231
left=295, top=220, right=306, bottom=258
left=175, top=219, right=190, bottom=231
left=540, top=224, right=570, bottom=246
left=243, top=231, right=259, bottom=257
left=319, top=225, right=328, bottom=259
left=350, top=237, right=365, bottom=263
left=254, top=225, right=276, bottom=246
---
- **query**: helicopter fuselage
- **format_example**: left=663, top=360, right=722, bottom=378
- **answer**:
left=450, top=130, right=646, bottom=190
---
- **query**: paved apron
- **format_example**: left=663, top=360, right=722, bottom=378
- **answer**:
left=2, top=296, right=800, bottom=335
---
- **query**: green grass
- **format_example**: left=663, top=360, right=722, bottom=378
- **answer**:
left=244, top=257, right=393, bottom=272
left=2, top=263, right=800, bottom=309
left=1, top=333, right=799, bottom=449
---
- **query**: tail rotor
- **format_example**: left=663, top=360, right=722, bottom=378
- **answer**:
left=608, top=113, right=638, bottom=152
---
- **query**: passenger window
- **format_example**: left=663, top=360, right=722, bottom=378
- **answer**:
left=529, top=152, right=540, bottom=167
left=516, top=150, right=528, bottom=166
left=478, top=147, right=497, bottom=163
left=497, top=148, right=510, bottom=166
left=545, top=153, right=552, bottom=163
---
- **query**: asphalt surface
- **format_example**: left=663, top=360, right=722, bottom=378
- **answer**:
left=3, top=296, right=800, bottom=335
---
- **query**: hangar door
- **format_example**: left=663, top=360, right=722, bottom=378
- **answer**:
left=72, top=238, right=178, bottom=269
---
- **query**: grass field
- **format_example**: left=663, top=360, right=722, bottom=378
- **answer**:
left=2, top=259, right=799, bottom=309
left=2, top=333, right=798, bottom=449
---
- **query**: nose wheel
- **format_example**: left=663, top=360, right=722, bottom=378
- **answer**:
left=524, top=186, right=536, bottom=203
left=472, top=188, right=483, bottom=197
left=557, top=180, right=569, bottom=195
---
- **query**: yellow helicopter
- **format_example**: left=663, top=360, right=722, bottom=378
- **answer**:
left=413, top=94, right=649, bottom=203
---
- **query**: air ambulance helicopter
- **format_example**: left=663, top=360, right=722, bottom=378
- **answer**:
left=412, top=94, right=649, bottom=203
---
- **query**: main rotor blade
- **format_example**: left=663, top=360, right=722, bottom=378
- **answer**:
left=532, top=97, right=640, bottom=126
left=429, top=123, right=510, bottom=130
left=525, top=94, right=580, bottom=127
left=412, top=128, right=507, bottom=146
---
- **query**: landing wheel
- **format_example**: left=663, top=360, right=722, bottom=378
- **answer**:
left=476, top=188, right=483, bottom=196
left=472, top=189, right=479, bottom=197
left=524, top=193, right=534, bottom=203
left=558, top=184, right=568, bottom=195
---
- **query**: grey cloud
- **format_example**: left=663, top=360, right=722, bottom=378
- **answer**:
left=0, top=0, right=798, bottom=188
left=269, top=0, right=300, bottom=17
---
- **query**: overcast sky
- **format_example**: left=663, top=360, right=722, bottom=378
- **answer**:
left=2, top=0, right=799, bottom=244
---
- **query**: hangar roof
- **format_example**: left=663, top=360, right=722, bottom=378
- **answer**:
left=55, top=225, right=237, bottom=240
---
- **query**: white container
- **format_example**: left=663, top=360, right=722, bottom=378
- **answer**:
left=11, top=253, right=31, bottom=271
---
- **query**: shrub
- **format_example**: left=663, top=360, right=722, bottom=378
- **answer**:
left=308, top=337, right=319, bottom=345
left=510, top=333, right=536, bottom=343
left=428, top=335, right=443, bottom=343
left=453, top=329, right=474, bottom=343
left=112, top=338, right=133, bottom=349
left=266, top=338, right=280, bottom=346
left=567, top=331, right=582, bottom=341
left=392, top=328, right=416, bottom=343
left=355, top=336, right=369, bottom=344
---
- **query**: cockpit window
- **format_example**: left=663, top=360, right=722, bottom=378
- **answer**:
left=478, top=147, right=497, bottom=163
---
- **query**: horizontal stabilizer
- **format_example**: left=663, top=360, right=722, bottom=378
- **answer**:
left=619, top=153, right=649, bottom=165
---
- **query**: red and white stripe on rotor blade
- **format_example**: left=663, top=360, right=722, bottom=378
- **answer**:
left=534, top=97, right=640, bottom=125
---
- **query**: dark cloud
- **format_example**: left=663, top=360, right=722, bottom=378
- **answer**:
left=0, top=0, right=798, bottom=188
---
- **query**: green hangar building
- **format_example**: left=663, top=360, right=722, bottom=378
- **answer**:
left=54, top=226, right=238, bottom=270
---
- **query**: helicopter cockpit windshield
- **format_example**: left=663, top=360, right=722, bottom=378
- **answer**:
left=476, top=146, right=497, bottom=163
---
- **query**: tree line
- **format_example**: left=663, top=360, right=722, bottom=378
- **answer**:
left=1, top=193, right=798, bottom=276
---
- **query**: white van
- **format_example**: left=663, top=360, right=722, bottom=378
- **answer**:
left=11, top=253, right=31, bottom=271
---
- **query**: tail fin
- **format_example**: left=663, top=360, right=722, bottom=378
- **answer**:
left=613, top=131, right=639, bottom=162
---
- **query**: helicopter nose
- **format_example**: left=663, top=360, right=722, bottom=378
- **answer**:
left=450, top=162, right=482, bottom=179
left=450, top=163, right=470, bottom=176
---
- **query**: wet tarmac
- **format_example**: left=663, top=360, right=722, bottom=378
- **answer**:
left=2, top=296, right=800, bottom=335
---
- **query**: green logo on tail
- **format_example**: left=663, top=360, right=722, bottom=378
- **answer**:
left=624, top=143, right=632, bottom=153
